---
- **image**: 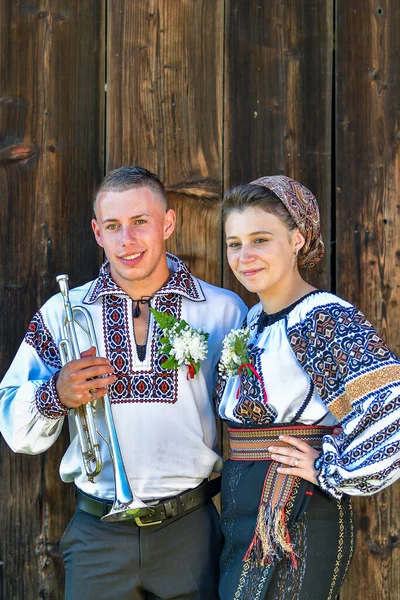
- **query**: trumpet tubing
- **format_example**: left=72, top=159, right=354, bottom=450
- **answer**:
left=56, top=274, right=151, bottom=521
left=59, top=337, right=102, bottom=481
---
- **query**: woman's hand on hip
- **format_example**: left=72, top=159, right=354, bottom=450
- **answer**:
left=268, top=435, right=320, bottom=485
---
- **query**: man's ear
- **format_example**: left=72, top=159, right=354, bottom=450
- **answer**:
left=164, top=209, right=176, bottom=240
left=91, top=219, right=104, bottom=248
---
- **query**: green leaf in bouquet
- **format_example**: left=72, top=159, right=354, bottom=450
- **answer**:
left=161, top=355, right=178, bottom=370
left=150, top=307, right=178, bottom=331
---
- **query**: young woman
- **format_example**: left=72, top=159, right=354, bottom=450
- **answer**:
left=216, top=175, right=400, bottom=600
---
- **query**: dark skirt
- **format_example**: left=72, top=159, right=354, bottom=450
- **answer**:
left=219, top=459, right=356, bottom=600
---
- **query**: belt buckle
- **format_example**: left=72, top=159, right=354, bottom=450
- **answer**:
left=134, top=516, right=162, bottom=527
left=134, top=502, right=162, bottom=527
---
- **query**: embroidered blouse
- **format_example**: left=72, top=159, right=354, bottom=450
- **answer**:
left=217, top=291, right=400, bottom=499
left=0, top=254, right=247, bottom=501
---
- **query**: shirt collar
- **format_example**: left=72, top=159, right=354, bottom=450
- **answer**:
left=83, top=253, right=205, bottom=304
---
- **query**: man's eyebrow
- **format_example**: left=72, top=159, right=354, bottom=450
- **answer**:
left=101, top=213, right=150, bottom=224
left=226, top=230, right=273, bottom=240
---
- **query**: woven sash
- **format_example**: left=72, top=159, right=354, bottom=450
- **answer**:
left=227, top=424, right=334, bottom=567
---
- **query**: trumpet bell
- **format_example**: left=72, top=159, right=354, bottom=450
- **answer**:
left=101, top=499, right=154, bottom=523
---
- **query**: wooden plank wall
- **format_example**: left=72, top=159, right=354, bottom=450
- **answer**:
left=337, top=2, right=400, bottom=599
left=107, top=0, right=224, bottom=284
left=0, top=2, right=105, bottom=598
left=223, top=0, right=333, bottom=304
left=0, top=1, right=399, bottom=598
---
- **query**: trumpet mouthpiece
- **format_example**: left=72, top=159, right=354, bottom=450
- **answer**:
left=56, top=274, right=70, bottom=298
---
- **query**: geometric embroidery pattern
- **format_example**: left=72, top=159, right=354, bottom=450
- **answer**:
left=35, top=374, right=69, bottom=419
left=104, top=293, right=180, bottom=404
left=236, top=295, right=400, bottom=502
left=155, top=257, right=203, bottom=301
left=322, top=455, right=400, bottom=495
left=24, top=311, right=62, bottom=369
left=341, top=415, right=400, bottom=466
left=81, top=254, right=206, bottom=405
left=233, top=346, right=278, bottom=425
left=346, top=388, right=397, bottom=431
left=214, top=371, right=228, bottom=411
left=287, top=304, right=394, bottom=410
left=84, top=254, right=204, bottom=305
left=230, top=426, right=328, bottom=600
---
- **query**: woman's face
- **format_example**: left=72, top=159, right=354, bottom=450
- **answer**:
left=225, top=207, right=302, bottom=300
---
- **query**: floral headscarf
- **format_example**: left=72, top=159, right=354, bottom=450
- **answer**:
left=250, top=175, right=325, bottom=268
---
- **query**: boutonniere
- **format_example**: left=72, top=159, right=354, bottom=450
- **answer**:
left=150, top=308, right=209, bottom=379
left=219, top=327, right=268, bottom=403
left=218, top=327, right=252, bottom=377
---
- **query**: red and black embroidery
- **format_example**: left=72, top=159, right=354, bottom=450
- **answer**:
left=104, top=293, right=181, bottom=404
left=25, top=312, right=61, bottom=369
left=35, top=374, right=68, bottom=419
left=84, top=254, right=205, bottom=306
left=83, top=254, right=205, bottom=404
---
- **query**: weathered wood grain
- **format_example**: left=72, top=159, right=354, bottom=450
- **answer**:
left=0, top=2, right=105, bottom=598
left=106, top=0, right=224, bottom=284
left=336, top=2, right=400, bottom=599
left=223, top=0, right=334, bottom=306
left=0, top=1, right=399, bottom=598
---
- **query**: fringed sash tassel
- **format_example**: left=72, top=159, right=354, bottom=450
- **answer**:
left=228, top=425, right=333, bottom=568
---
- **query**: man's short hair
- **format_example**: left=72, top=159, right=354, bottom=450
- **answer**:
left=94, top=166, right=167, bottom=214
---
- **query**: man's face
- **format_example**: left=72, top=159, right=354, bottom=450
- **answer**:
left=92, top=187, right=176, bottom=295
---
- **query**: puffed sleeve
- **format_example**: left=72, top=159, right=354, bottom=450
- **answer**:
left=288, top=301, right=400, bottom=499
left=0, top=310, right=67, bottom=454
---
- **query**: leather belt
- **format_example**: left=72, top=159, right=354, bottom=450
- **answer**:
left=76, top=477, right=221, bottom=526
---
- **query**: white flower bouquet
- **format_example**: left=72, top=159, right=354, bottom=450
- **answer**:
left=150, top=308, right=209, bottom=379
left=218, top=327, right=252, bottom=377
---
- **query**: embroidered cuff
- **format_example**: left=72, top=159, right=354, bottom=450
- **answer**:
left=35, top=373, right=69, bottom=419
left=315, top=454, right=343, bottom=500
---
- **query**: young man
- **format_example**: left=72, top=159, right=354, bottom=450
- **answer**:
left=0, top=166, right=247, bottom=600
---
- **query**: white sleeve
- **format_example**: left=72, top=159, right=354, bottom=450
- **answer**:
left=0, top=313, right=67, bottom=454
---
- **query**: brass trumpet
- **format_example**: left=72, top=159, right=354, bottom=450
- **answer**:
left=56, top=274, right=152, bottom=522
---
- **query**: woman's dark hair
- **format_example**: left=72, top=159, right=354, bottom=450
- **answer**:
left=94, top=166, right=167, bottom=214
left=222, top=184, right=297, bottom=232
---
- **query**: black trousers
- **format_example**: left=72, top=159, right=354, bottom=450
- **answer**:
left=61, top=500, right=222, bottom=600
